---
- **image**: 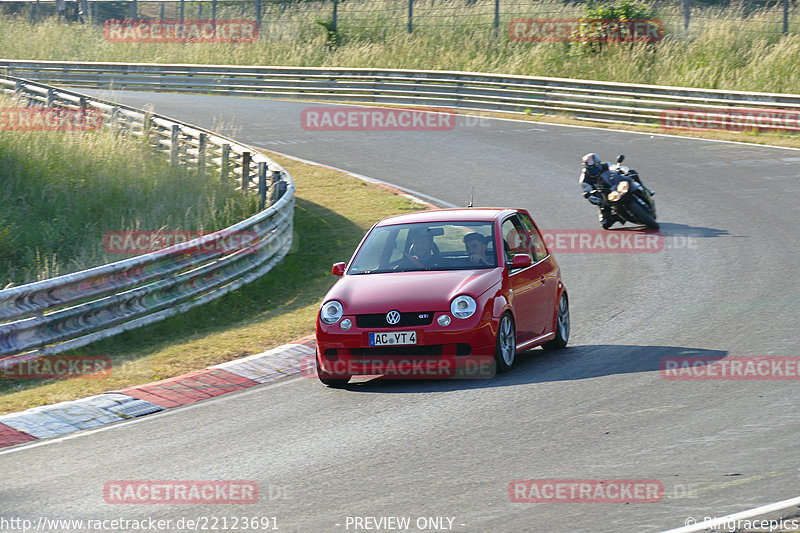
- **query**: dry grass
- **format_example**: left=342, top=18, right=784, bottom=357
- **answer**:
left=0, top=0, right=798, bottom=93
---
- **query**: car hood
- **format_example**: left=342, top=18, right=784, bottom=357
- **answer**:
left=325, top=269, right=502, bottom=314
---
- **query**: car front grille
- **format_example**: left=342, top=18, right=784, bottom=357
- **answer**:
left=355, top=312, right=435, bottom=329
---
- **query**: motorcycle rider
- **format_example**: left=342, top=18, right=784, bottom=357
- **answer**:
left=580, top=153, right=654, bottom=229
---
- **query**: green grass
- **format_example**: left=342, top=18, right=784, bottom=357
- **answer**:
left=0, top=153, right=424, bottom=415
left=0, top=0, right=799, bottom=92
left=0, top=94, right=256, bottom=286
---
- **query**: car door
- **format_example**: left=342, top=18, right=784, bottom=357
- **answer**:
left=501, top=215, right=545, bottom=344
left=518, top=211, right=558, bottom=337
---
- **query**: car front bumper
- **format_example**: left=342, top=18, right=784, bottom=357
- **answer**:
left=316, top=312, right=497, bottom=379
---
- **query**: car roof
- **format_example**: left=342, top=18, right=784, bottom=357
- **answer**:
left=375, top=208, right=519, bottom=226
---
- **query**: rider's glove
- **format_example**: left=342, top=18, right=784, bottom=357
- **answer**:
left=588, top=195, right=602, bottom=205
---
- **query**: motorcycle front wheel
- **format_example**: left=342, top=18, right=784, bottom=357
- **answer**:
left=627, top=200, right=659, bottom=230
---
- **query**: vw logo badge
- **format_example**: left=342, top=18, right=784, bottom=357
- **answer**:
left=386, top=310, right=401, bottom=325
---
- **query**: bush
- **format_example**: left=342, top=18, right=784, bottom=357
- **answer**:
left=571, top=0, right=658, bottom=55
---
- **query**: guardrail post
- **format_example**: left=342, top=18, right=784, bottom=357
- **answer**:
left=143, top=110, right=152, bottom=143
left=130, top=0, right=137, bottom=18
left=493, top=0, right=499, bottom=38
left=274, top=173, right=287, bottom=203
left=198, top=133, right=207, bottom=176
left=408, top=0, right=413, bottom=34
left=170, top=125, right=180, bottom=167
left=78, top=0, right=88, bottom=23
left=256, top=0, right=262, bottom=23
left=783, top=0, right=789, bottom=36
left=212, top=0, right=217, bottom=22
left=241, top=151, right=251, bottom=192
left=258, top=162, right=267, bottom=209
left=268, top=169, right=280, bottom=205
left=220, top=143, right=230, bottom=182
left=46, top=88, right=54, bottom=107
left=180, top=0, right=185, bottom=22
left=111, top=107, right=120, bottom=134
left=683, top=0, right=690, bottom=32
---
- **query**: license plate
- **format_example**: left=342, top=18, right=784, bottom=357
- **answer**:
left=369, top=331, right=417, bottom=346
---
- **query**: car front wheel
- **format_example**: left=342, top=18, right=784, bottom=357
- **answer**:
left=494, top=313, right=516, bottom=373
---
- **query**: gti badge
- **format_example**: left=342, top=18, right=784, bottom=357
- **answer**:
left=386, top=310, right=401, bottom=325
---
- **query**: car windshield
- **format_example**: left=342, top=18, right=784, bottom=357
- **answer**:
left=348, top=221, right=497, bottom=274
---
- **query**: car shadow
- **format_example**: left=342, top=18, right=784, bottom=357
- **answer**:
left=339, top=344, right=728, bottom=393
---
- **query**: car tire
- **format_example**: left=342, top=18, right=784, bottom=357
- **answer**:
left=316, top=356, right=350, bottom=388
left=543, top=291, right=569, bottom=351
left=494, top=312, right=516, bottom=373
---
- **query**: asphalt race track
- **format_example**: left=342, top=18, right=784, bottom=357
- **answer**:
left=2, top=90, right=799, bottom=532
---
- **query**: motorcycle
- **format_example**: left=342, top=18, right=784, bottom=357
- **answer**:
left=593, top=155, right=658, bottom=230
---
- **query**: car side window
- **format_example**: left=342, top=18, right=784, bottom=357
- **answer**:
left=501, top=216, right=533, bottom=265
left=518, top=212, right=548, bottom=262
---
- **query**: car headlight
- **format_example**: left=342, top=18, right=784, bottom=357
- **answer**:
left=320, top=300, right=344, bottom=324
left=450, top=295, right=477, bottom=319
left=608, top=190, right=621, bottom=202
left=617, top=181, right=629, bottom=194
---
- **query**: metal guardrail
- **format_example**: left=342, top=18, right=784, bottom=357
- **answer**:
left=1, top=60, right=800, bottom=127
left=0, top=73, right=294, bottom=359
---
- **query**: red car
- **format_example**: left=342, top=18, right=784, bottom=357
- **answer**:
left=315, top=208, right=569, bottom=387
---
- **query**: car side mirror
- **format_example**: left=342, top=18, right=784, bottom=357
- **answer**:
left=510, top=254, right=532, bottom=268
left=331, top=262, right=346, bottom=276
